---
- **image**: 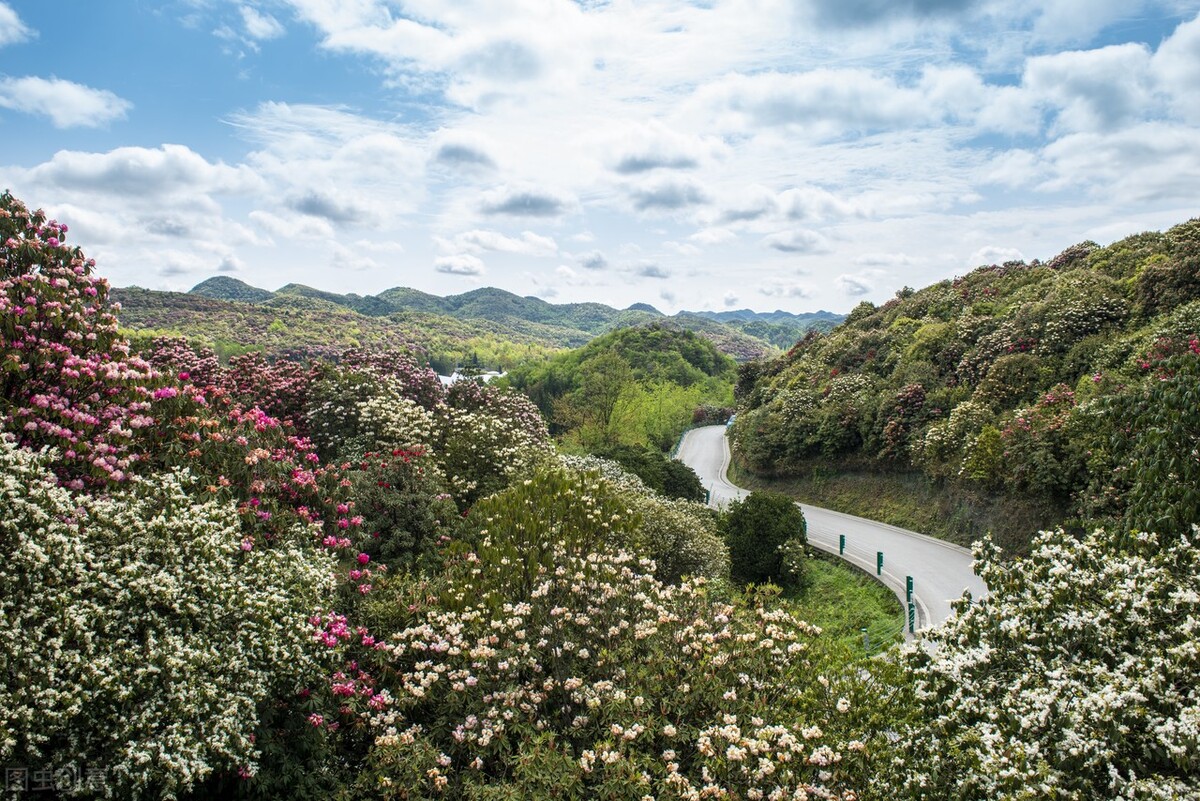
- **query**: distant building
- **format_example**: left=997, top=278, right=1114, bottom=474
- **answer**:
left=437, top=371, right=506, bottom=387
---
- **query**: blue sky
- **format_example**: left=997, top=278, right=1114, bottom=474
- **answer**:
left=2, top=0, right=1199, bottom=314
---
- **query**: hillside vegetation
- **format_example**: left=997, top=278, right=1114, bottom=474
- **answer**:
left=732, top=218, right=1200, bottom=551
left=162, top=276, right=840, bottom=363
left=508, top=323, right=737, bottom=451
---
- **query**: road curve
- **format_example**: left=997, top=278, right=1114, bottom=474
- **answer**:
left=676, top=425, right=987, bottom=631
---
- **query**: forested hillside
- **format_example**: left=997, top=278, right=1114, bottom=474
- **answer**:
left=732, top=219, right=1200, bottom=549
left=126, top=276, right=839, bottom=364
left=508, top=323, right=736, bottom=451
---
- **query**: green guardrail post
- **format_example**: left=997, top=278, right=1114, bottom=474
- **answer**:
left=906, top=575, right=913, bottom=603
left=876, top=551, right=883, bottom=576
left=704, top=489, right=711, bottom=504
left=839, top=534, right=845, bottom=555
left=861, top=627, right=869, bottom=652
left=908, top=601, right=915, bottom=634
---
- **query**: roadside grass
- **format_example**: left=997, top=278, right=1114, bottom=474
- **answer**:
left=729, top=460, right=1060, bottom=557
left=786, top=553, right=904, bottom=656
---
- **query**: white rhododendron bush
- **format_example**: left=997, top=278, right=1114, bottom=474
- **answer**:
left=333, top=469, right=899, bottom=799
left=893, top=527, right=1200, bottom=800
left=0, top=438, right=336, bottom=798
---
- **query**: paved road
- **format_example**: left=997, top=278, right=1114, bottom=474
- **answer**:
left=676, top=425, right=988, bottom=631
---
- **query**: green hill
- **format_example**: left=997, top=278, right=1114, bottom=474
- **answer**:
left=731, top=218, right=1200, bottom=551
left=161, top=277, right=839, bottom=363
left=190, top=276, right=274, bottom=303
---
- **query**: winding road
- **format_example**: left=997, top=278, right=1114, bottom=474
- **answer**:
left=676, top=425, right=987, bottom=632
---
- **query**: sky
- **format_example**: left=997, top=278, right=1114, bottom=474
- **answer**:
left=2, top=1, right=1199, bottom=315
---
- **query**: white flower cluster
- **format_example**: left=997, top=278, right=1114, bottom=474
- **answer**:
left=894, top=527, right=1200, bottom=799
left=0, top=438, right=335, bottom=798
left=557, top=454, right=730, bottom=583
left=364, top=541, right=868, bottom=799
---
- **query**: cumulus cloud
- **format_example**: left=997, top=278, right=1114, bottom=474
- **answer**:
left=0, top=2, right=33, bottom=47
left=19, top=143, right=261, bottom=197
left=434, top=254, right=486, bottom=275
left=634, top=263, right=671, bottom=278
left=604, top=121, right=723, bottom=174
left=838, top=274, right=873, bottom=295
left=248, top=209, right=335, bottom=240
left=479, top=185, right=572, bottom=217
left=969, top=245, right=1024, bottom=266
left=805, top=0, right=979, bottom=28
left=1024, top=43, right=1155, bottom=134
left=628, top=177, right=710, bottom=211
left=577, top=250, right=608, bottom=270
left=759, top=282, right=813, bottom=299
left=444, top=229, right=558, bottom=257
left=432, top=141, right=496, bottom=169
left=779, top=186, right=861, bottom=221
left=1151, top=14, right=1200, bottom=123
left=696, top=69, right=938, bottom=136
left=230, top=102, right=425, bottom=221
left=690, top=228, right=737, bottom=246
left=723, top=291, right=739, bottom=307
left=287, top=191, right=366, bottom=223
left=240, top=5, right=286, bottom=39
left=764, top=229, right=831, bottom=254
left=0, top=76, right=131, bottom=128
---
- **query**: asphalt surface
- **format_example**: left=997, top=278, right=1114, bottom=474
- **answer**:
left=676, top=425, right=988, bottom=632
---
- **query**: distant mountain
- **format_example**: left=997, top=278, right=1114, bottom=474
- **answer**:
left=190, top=276, right=274, bottom=303
left=177, top=277, right=841, bottom=361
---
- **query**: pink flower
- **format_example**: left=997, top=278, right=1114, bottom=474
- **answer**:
left=241, top=538, right=254, bottom=551
left=357, top=552, right=370, bottom=565
left=307, top=713, right=324, bottom=727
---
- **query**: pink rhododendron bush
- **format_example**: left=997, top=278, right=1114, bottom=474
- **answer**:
left=0, top=438, right=335, bottom=797
left=891, top=527, right=1200, bottom=800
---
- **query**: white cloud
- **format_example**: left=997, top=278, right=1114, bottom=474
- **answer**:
left=442, top=229, right=558, bottom=257
left=1153, top=14, right=1200, bottom=123
left=576, top=250, right=608, bottom=270
left=248, top=209, right=336, bottom=240
left=634, top=263, right=671, bottom=279
left=759, top=282, right=813, bottom=299
left=763, top=229, right=831, bottom=254
left=19, top=143, right=261, bottom=197
left=240, top=5, right=286, bottom=40
left=969, top=245, right=1024, bottom=266
left=690, top=227, right=737, bottom=246
left=434, top=253, right=485, bottom=275
left=0, top=2, right=33, bottom=47
left=1023, top=43, right=1156, bottom=134
left=627, top=176, right=710, bottom=212
left=0, top=76, right=131, bottom=128
left=478, top=184, right=574, bottom=217
left=838, top=274, right=874, bottom=295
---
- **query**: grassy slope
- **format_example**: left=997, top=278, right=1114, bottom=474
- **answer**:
left=787, top=552, right=904, bottom=654
left=730, top=460, right=1059, bottom=556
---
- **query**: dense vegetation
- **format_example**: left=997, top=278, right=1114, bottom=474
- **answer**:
left=128, top=275, right=842, bottom=367
left=732, top=220, right=1200, bottom=550
left=508, top=324, right=737, bottom=451
left=4, top=191, right=1199, bottom=799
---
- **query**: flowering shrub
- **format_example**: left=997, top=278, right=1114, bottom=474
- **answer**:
left=435, top=402, right=553, bottom=506
left=0, top=438, right=335, bottom=798
left=336, top=447, right=458, bottom=574
left=344, top=474, right=890, bottom=799
left=0, top=191, right=170, bottom=486
left=894, top=526, right=1200, bottom=799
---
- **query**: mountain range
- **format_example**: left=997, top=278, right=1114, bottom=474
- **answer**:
left=112, top=276, right=842, bottom=365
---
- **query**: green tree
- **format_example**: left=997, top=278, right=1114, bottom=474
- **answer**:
left=720, top=491, right=808, bottom=587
